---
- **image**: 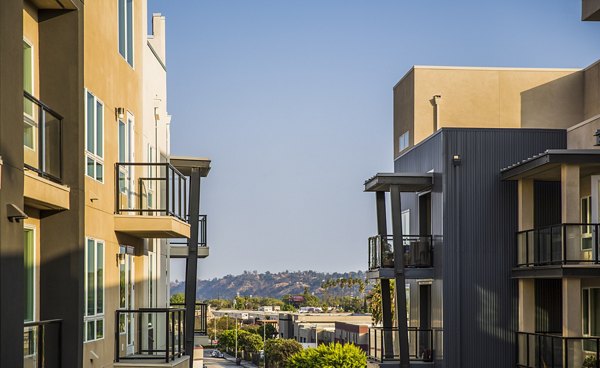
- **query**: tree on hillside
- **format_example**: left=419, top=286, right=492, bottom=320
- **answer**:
left=265, top=339, right=302, bottom=368
left=286, top=342, right=366, bottom=368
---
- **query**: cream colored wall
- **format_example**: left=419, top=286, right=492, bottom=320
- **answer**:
left=23, top=3, right=39, bottom=169
left=82, top=0, right=148, bottom=366
left=584, top=61, right=600, bottom=120
left=394, top=66, right=584, bottom=158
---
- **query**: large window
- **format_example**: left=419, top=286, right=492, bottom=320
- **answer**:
left=118, top=0, right=134, bottom=66
left=84, top=238, right=104, bottom=342
left=23, top=40, right=34, bottom=149
left=24, top=227, right=35, bottom=322
left=85, top=91, right=104, bottom=182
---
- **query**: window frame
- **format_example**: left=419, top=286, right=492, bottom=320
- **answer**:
left=84, top=237, right=105, bottom=343
left=23, top=225, right=36, bottom=323
left=117, top=0, right=135, bottom=67
left=84, top=90, right=105, bottom=183
left=399, top=131, right=410, bottom=152
left=582, top=196, right=593, bottom=251
left=23, top=38, right=36, bottom=151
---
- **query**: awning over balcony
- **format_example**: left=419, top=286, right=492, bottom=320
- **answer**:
left=170, top=156, right=211, bottom=177
left=501, top=149, right=600, bottom=181
left=364, top=173, right=433, bottom=193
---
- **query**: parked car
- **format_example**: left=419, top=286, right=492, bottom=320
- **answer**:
left=211, top=349, right=224, bottom=358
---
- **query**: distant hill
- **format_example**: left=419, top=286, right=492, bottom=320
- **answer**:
left=170, top=270, right=368, bottom=300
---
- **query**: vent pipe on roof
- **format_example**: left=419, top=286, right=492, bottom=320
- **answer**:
left=432, top=95, right=442, bottom=131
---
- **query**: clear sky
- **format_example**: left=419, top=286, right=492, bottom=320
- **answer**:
left=147, top=0, right=599, bottom=281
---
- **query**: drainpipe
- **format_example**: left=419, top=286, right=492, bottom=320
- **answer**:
left=432, top=95, right=442, bottom=132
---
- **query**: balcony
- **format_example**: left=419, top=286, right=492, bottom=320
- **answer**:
left=114, top=308, right=188, bottom=367
left=23, top=319, right=62, bottom=368
left=517, top=332, right=600, bottom=368
left=114, top=163, right=191, bottom=238
left=368, top=327, right=442, bottom=365
left=169, top=215, right=209, bottom=259
left=23, top=92, right=69, bottom=211
left=514, top=223, right=600, bottom=278
left=170, top=302, right=209, bottom=346
left=367, top=235, right=433, bottom=279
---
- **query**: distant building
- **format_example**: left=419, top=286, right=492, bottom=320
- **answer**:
left=334, top=322, right=370, bottom=353
left=278, top=312, right=372, bottom=343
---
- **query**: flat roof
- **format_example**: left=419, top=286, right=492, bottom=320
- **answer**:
left=170, top=156, right=211, bottom=177
left=364, top=173, right=433, bottom=192
left=501, top=149, right=600, bottom=181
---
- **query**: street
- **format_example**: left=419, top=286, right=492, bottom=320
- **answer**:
left=201, top=350, right=242, bottom=367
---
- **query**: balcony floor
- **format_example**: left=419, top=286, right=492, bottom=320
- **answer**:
left=114, top=215, right=191, bottom=238
left=512, top=264, right=600, bottom=278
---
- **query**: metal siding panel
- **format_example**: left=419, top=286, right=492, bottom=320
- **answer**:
left=395, top=128, right=567, bottom=368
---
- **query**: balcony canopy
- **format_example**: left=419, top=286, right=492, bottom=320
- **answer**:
left=364, top=173, right=433, bottom=193
left=170, top=156, right=211, bottom=177
left=501, top=149, right=600, bottom=181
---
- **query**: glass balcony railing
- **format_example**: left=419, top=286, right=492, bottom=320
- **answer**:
left=516, top=224, right=600, bottom=267
left=170, top=302, right=208, bottom=336
left=368, top=327, right=442, bottom=363
left=114, top=308, right=186, bottom=363
left=517, top=332, right=600, bottom=368
left=115, top=163, right=188, bottom=221
left=368, top=235, right=433, bottom=270
left=23, top=92, right=63, bottom=184
left=23, top=319, right=62, bottom=368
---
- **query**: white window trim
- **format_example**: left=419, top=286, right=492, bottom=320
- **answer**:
left=399, top=131, right=410, bottom=152
left=84, top=90, right=105, bottom=183
left=24, top=225, right=36, bottom=323
left=84, top=237, right=105, bottom=343
left=23, top=38, right=36, bottom=151
left=582, top=287, right=600, bottom=342
left=117, top=0, right=135, bottom=68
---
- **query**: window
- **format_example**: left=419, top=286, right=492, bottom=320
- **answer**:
left=84, top=238, right=104, bottom=342
left=399, top=131, right=410, bottom=152
left=118, top=0, right=134, bottom=66
left=582, top=196, right=592, bottom=250
left=583, top=288, right=600, bottom=351
left=85, top=91, right=104, bottom=182
left=23, top=40, right=34, bottom=149
left=24, top=227, right=35, bottom=322
left=147, top=144, right=154, bottom=208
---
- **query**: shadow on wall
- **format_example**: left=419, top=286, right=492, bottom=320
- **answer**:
left=521, top=72, right=584, bottom=129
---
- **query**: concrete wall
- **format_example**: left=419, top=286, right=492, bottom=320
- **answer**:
left=394, top=67, right=583, bottom=159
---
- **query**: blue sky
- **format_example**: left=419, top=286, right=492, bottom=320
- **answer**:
left=147, top=0, right=599, bottom=280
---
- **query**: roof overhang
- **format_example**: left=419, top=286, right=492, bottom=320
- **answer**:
left=501, top=149, right=600, bottom=181
left=170, top=156, right=211, bottom=177
left=364, top=173, right=433, bottom=193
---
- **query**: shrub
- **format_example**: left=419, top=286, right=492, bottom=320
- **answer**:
left=265, top=339, right=303, bottom=368
left=286, top=342, right=367, bottom=368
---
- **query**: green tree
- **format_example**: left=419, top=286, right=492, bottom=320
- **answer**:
left=217, top=329, right=237, bottom=352
left=239, top=330, right=263, bottom=353
left=256, top=323, right=278, bottom=339
left=169, top=293, right=185, bottom=305
left=265, top=339, right=303, bottom=368
left=366, top=280, right=395, bottom=324
left=286, top=343, right=367, bottom=368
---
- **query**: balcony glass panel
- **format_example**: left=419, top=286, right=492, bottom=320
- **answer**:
left=517, top=332, right=600, bottom=368
left=368, top=235, right=433, bottom=270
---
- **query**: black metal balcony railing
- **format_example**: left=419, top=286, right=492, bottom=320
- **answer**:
left=115, top=163, right=188, bottom=222
left=114, top=308, right=185, bottom=363
left=23, top=319, right=62, bottom=368
left=368, top=235, right=433, bottom=270
left=368, top=327, right=442, bottom=362
left=170, top=302, right=208, bottom=335
left=23, top=92, right=63, bottom=184
left=170, top=215, right=208, bottom=247
left=517, top=332, right=600, bottom=368
left=516, top=224, right=600, bottom=267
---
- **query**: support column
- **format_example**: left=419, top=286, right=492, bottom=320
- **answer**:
left=563, top=278, right=582, bottom=367
left=561, top=164, right=580, bottom=224
left=390, top=185, right=410, bottom=368
left=517, top=179, right=535, bottom=347
left=185, top=168, right=201, bottom=366
left=376, top=192, right=394, bottom=359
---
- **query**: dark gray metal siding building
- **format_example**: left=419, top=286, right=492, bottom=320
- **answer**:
left=393, top=128, right=567, bottom=368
